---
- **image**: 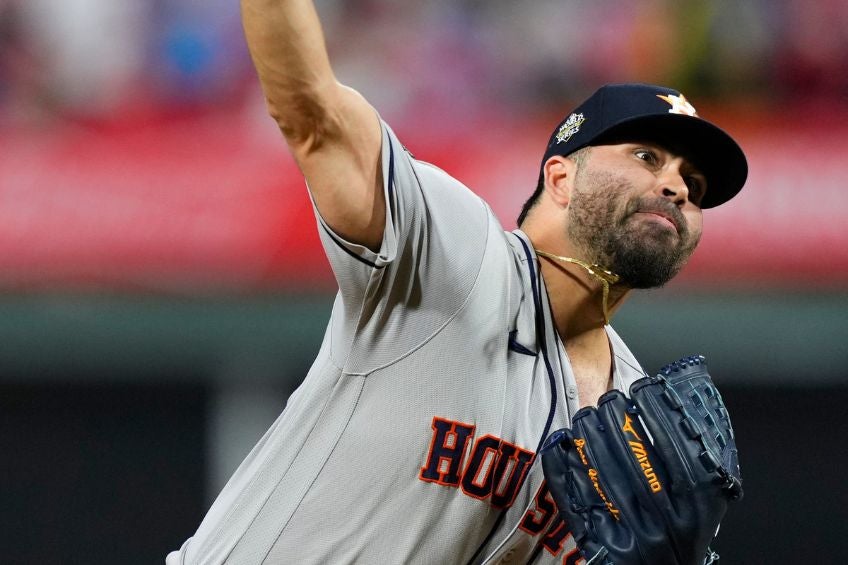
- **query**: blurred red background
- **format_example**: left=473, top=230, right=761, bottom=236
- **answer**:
left=2, top=0, right=847, bottom=294
left=1, top=103, right=846, bottom=292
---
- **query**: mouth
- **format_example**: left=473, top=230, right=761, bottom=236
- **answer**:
left=633, top=210, right=679, bottom=233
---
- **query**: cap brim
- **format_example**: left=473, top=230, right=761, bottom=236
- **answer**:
left=593, top=114, right=748, bottom=208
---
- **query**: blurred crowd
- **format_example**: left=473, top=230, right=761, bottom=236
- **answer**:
left=1, top=0, right=847, bottom=128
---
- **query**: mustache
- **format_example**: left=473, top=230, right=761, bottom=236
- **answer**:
left=626, top=196, right=688, bottom=235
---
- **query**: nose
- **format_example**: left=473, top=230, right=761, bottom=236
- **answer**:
left=656, top=160, right=690, bottom=206
left=660, top=184, right=688, bottom=206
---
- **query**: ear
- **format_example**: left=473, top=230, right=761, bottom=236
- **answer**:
left=542, top=155, right=578, bottom=207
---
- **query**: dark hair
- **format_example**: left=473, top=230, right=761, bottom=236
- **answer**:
left=516, top=171, right=545, bottom=227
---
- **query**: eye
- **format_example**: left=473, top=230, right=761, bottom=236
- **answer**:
left=634, top=149, right=659, bottom=166
left=684, top=176, right=707, bottom=204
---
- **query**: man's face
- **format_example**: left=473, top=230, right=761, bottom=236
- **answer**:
left=566, top=141, right=705, bottom=289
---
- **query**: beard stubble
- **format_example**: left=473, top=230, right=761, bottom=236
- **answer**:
left=566, top=169, right=701, bottom=289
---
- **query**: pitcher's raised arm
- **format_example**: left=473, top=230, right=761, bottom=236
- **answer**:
left=241, top=0, right=384, bottom=250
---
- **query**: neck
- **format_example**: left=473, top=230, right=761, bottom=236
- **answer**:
left=534, top=249, right=630, bottom=338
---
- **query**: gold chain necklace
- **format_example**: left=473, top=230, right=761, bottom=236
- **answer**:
left=534, top=250, right=621, bottom=325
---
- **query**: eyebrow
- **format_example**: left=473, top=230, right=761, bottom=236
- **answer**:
left=628, top=140, right=706, bottom=176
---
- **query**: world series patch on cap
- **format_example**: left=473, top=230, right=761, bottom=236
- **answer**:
left=543, top=83, right=748, bottom=208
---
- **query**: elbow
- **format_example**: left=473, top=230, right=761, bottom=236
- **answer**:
left=266, top=88, right=341, bottom=152
left=262, top=73, right=343, bottom=146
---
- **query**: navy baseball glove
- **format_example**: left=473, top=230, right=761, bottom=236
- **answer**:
left=541, top=355, right=742, bottom=565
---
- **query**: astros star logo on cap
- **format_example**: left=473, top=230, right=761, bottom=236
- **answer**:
left=657, top=93, right=698, bottom=116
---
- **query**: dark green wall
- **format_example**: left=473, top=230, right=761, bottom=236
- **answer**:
left=1, top=290, right=845, bottom=385
left=1, top=290, right=845, bottom=563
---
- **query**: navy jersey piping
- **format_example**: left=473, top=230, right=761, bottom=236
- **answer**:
left=517, top=236, right=559, bottom=454
left=465, top=236, right=560, bottom=565
left=319, top=225, right=381, bottom=268
left=508, top=329, right=537, bottom=356
left=316, top=130, right=395, bottom=270
left=386, top=128, right=395, bottom=204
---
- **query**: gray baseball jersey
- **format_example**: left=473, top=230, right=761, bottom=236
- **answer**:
left=167, top=120, right=649, bottom=564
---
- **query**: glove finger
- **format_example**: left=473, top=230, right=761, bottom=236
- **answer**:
left=567, top=405, right=638, bottom=559
left=594, top=390, right=673, bottom=513
left=542, top=423, right=627, bottom=562
left=630, top=377, right=702, bottom=493
left=590, top=391, right=680, bottom=564
left=541, top=429, right=593, bottom=548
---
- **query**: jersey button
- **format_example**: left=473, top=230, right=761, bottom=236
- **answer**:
left=566, top=386, right=577, bottom=399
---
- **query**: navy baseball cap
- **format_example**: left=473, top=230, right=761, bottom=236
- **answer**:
left=542, top=83, right=748, bottom=208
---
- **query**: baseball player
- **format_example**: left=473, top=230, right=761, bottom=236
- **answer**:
left=167, top=1, right=747, bottom=563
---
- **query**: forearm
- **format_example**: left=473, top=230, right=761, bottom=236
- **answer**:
left=240, top=0, right=384, bottom=251
left=240, top=0, right=338, bottom=142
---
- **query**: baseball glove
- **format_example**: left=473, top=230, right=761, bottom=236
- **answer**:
left=541, top=355, right=742, bottom=565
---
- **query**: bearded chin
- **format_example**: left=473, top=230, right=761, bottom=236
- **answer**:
left=595, top=208, right=700, bottom=288
left=603, top=230, right=691, bottom=288
left=567, top=171, right=701, bottom=289
left=569, top=203, right=700, bottom=289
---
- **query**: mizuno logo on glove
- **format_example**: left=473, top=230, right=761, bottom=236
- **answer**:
left=628, top=441, right=663, bottom=493
left=622, top=413, right=663, bottom=493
